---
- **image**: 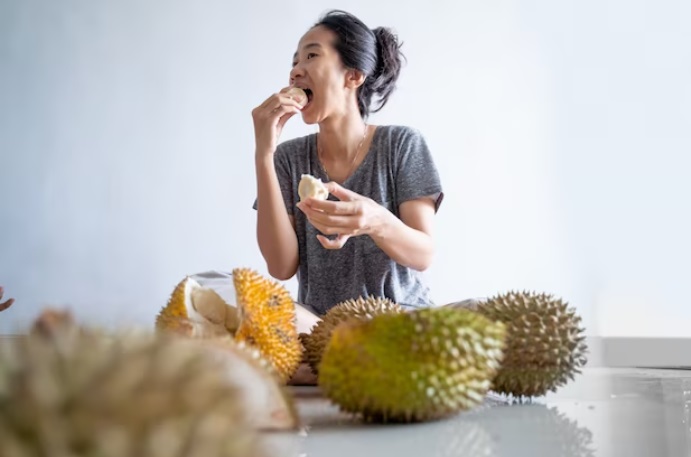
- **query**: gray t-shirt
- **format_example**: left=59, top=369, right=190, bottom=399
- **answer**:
left=254, top=124, right=443, bottom=316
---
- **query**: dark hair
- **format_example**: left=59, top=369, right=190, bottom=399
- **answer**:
left=314, top=10, right=405, bottom=119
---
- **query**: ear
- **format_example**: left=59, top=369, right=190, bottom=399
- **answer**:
left=344, top=69, right=366, bottom=89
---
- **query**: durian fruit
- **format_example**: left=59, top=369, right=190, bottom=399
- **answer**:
left=0, top=286, right=14, bottom=312
left=299, top=296, right=401, bottom=375
left=232, top=268, right=303, bottom=383
left=475, top=290, right=588, bottom=398
left=0, top=311, right=264, bottom=457
left=155, top=276, right=239, bottom=338
left=298, top=174, right=329, bottom=201
left=200, top=336, right=300, bottom=431
left=318, top=307, right=506, bottom=423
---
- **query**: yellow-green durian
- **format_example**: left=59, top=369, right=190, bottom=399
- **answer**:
left=318, top=307, right=506, bottom=423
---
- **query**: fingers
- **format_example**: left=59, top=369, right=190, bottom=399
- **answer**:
left=0, top=286, right=14, bottom=312
left=324, top=181, right=361, bottom=202
left=316, top=234, right=351, bottom=249
left=260, top=92, right=304, bottom=113
left=297, top=200, right=363, bottom=231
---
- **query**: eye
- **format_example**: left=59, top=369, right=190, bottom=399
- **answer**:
left=307, top=52, right=318, bottom=59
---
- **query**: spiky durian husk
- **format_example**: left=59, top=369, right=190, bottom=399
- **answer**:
left=155, top=276, right=236, bottom=338
left=232, top=268, right=302, bottom=383
left=0, top=312, right=262, bottom=457
left=318, top=307, right=506, bottom=423
left=476, top=291, right=588, bottom=398
left=300, top=296, right=401, bottom=375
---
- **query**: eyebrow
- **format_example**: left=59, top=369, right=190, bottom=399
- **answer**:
left=293, top=43, right=323, bottom=60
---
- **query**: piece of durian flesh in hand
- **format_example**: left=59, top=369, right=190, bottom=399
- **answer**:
left=298, top=174, right=329, bottom=201
left=155, top=276, right=239, bottom=338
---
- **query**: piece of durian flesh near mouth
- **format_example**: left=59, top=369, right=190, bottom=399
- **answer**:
left=285, top=86, right=308, bottom=108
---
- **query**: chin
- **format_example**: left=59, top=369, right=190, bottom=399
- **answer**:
left=299, top=112, right=319, bottom=125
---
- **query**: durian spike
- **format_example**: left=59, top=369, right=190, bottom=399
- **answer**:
left=232, top=268, right=303, bottom=383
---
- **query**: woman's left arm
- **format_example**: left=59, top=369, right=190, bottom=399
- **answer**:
left=296, top=182, right=437, bottom=271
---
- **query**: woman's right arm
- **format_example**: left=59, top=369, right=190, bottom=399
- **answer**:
left=252, top=90, right=302, bottom=280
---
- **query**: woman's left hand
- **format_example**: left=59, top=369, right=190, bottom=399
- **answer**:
left=296, top=182, right=392, bottom=249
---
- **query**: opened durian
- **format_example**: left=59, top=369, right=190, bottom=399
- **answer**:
left=155, top=276, right=239, bottom=338
left=0, top=310, right=263, bottom=457
left=318, top=307, right=506, bottom=423
left=232, top=268, right=303, bottom=383
left=475, top=290, right=588, bottom=398
left=300, top=296, right=401, bottom=375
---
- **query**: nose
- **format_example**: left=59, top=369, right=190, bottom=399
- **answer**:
left=289, top=63, right=305, bottom=85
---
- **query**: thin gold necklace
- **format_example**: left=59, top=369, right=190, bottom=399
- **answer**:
left=317, top=124, right=368, bottom=182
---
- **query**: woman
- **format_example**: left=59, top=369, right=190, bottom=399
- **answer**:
left=252, top=10, right=443, bottom=317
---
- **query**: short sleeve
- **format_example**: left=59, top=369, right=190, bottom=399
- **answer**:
left=394, top=127, right=444, bottom=212
left=252, top=145, right=295, bottom=215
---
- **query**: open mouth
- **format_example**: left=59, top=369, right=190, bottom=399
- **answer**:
left=303, top=88, right=314, bottom=106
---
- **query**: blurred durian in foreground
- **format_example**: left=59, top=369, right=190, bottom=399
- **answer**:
left=318, top=307, right=506, bottom=423
left=300, top=296, right=401, bottom=375
left=0, top=310, right=265, bottom=457
left=475, top=291, right=588, bottom=398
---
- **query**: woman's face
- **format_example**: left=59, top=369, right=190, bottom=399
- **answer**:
left=290, top=26, right=358, bottom=124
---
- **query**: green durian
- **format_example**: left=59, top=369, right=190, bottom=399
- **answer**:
left=0, top=310, right=265, bottom=457
left=476, top=290, right=588, bottom=398
left=318, top=307, right=506, bottom=423
left=299, top=296, right=401, bottom=375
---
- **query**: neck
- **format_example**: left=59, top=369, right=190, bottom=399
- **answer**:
left=317, top=110, right=368, bottom=162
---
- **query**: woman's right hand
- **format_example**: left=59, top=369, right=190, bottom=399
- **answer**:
left=252, top=88, right=303, bottom=158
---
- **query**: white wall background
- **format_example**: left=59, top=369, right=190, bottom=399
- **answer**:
left=1, top=0, right=689, bottom=337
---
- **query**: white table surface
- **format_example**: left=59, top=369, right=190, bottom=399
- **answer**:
left=262, top=367, right=691, bottom=457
